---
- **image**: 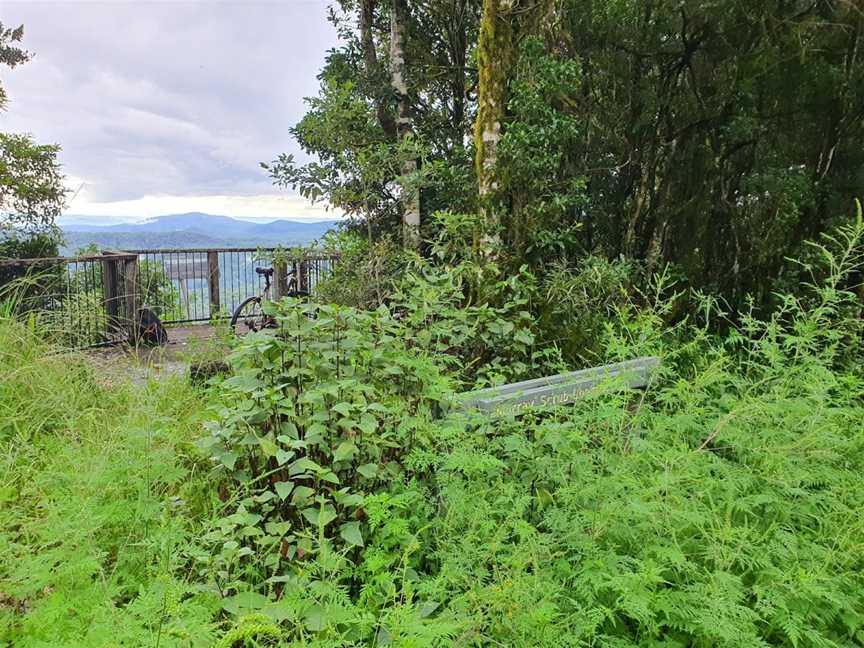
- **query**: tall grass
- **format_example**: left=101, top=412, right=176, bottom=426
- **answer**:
left=0, top=323, right=220, bottom=647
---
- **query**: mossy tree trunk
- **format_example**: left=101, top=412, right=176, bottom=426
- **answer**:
left=474, top=0, right=548, bottom=252
left=390, top=0, right=421, bottom=249
left=475, top=0, right=516, bottom=231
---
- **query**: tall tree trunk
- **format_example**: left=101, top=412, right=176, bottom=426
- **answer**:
left=390, top=0, right=420, bottom=249
left=447, top=0, right=469, bottom=145
left=359, top=0, right=397, bottom=139
left=474, top=0, right=548, bottom=251
left=475, top=0, right=516, bottom=216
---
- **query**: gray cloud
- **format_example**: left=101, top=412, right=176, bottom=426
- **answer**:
left=1, top=0, right=339, bottom=208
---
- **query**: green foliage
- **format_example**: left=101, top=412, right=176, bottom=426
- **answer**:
left=0, top=133, right=66, bottom=239
left=314, top=231, right=408, bottom=309
left=0, top=233, right=61, bottom=306
left=537, top=255, right=644, bottom=361
left=0, top=21, right=65, bottom=258
left=496, top=37, right=588, bottom=262
left=266, top=1, right=479, bottom=241
left=195, top=299, right=450, bottom=594
left=282, top=0, right=864, bottom=311
left=4, top=213, right=864, bottom=647
left=390, top=261, right=558, bottom=387
left=510, top=0, right=864, bottom=303
left=0, top=232, right=57, bottom=263
left=422, top=217, right=864, bottom=647
left=0, top=323, right=221, bottom=646
left=0, top=22, right=30, bottom=111
left=192, top=213, right=864, bottom=646
left=1, top=245, right=182, bottom=347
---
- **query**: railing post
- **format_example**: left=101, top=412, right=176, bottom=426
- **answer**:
left=207, top=251, right=221, bottom=317
left=101, top=252, right=122, bottom=336
left=273, top=259, right=289, bottom=300
left=298, top=258, right=309, bottom=293
left=122, top=255, right=139, bottom=342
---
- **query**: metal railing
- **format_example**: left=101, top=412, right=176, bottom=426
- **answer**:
left=0, top=248, right=338, bottom=347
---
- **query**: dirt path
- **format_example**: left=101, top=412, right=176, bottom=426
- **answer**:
left=85, top=324, right=227, bottom=385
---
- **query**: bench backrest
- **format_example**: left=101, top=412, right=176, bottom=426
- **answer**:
left=451, top=356, right=660, bottom=418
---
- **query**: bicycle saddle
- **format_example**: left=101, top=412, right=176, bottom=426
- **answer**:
left=255, top=267, right=275, bottom=277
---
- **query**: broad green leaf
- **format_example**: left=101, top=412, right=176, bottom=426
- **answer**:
left=302, top=504, right=337, bottom=527
left=291, top=485, right=314, bottom=505
left=339, top=521, right=364, bottom=547
left=320, top=470, right=341, bottom=484
left=332, top=402, right=353, bottom=416
left=303, top=604, right=325, bottom=631
left=359, top=413, right=378, bottom=435
left=357, top=463, right=378, bottom=479
left=219, top=452, right=238, bottom=471
left=274, top=481, right=293, bottom=501
left=259, top=437, right=279, bottom=458
left=222, top=591, right=270, bottom=615
left=280, top=421, right=299, bottom=438
left=307, top=422, right=327, bottom=437
left=418, top=600, right=440, bottom=618
left=333, top=440, right=357, bottom=462
left=514, top=329, right=535, bottom=345
left=264, top=521, right=291, bottom=536
left=289, top=457, right=321, bottom=475
left=275, top=449, right=293, bottom=466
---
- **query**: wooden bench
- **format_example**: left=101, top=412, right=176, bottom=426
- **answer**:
left=451, top=356, right=661, bottom=418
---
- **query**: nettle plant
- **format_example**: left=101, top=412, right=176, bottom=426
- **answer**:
left=392, top=261, right=564, bottom=388
left=197, top=299, right=451, bottom=592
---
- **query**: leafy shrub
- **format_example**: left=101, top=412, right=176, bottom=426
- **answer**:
left=314, top=231, right=407, bottom=309
left=0, top=233, right=62, bottom=319
left=538, top=255, right=644, bottom=362
left=496, top=37, right=589, bottom=265
left=391, top=262, right=561, bottom=387
left=8, top=208, right=863, bottom=647
left=195, top=300, right=450, bottom=596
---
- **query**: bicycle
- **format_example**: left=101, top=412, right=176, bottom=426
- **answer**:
left=230, top=266, right=309, bottom=333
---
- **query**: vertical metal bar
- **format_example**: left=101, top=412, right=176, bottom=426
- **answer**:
left=68, top=260, right=75, bottom=346
left=124, top=255, right=139, bottom=342
left=218, top=251, right=224, bottom=317
left=228, top=251, right=234, bottom=314
left=85, top=260, right=94, bottom=345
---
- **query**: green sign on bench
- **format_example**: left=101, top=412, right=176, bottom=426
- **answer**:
left=452, top=356, right=661, bottom=418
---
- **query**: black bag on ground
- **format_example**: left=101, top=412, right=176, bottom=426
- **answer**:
left=135, top=306, right=168, bottom=346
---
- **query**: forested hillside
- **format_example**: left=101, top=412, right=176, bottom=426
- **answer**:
left=2, top=2, right=864, bottom=647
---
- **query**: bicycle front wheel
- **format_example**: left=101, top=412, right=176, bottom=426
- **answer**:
left=230, top=296, right=265, bottom=334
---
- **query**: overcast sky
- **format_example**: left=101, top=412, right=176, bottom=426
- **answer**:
left=1, top=0, right=342, bottom=223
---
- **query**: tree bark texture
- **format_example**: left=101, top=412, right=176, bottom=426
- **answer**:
left=359, top=0, right=397, bottom=138
left=390, top=0, right=421, bottom=249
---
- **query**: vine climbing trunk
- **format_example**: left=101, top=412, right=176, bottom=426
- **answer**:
left=390, top=0, right=421, bottom=250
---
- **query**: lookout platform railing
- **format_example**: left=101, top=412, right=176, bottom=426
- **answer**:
left=0, top=248, right=338, bottom=347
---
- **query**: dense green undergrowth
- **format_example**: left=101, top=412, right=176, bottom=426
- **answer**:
left=2, top=219, right=864, bottom=647
left=0, top=325, right=221, bottom=646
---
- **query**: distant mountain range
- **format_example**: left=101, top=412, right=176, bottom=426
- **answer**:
left=60, top=212, right=339, bottom=254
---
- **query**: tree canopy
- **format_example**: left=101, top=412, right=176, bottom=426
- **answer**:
left=0, top=22, right=65, bottom=245
left=273, top=0, right=864, bottom=307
